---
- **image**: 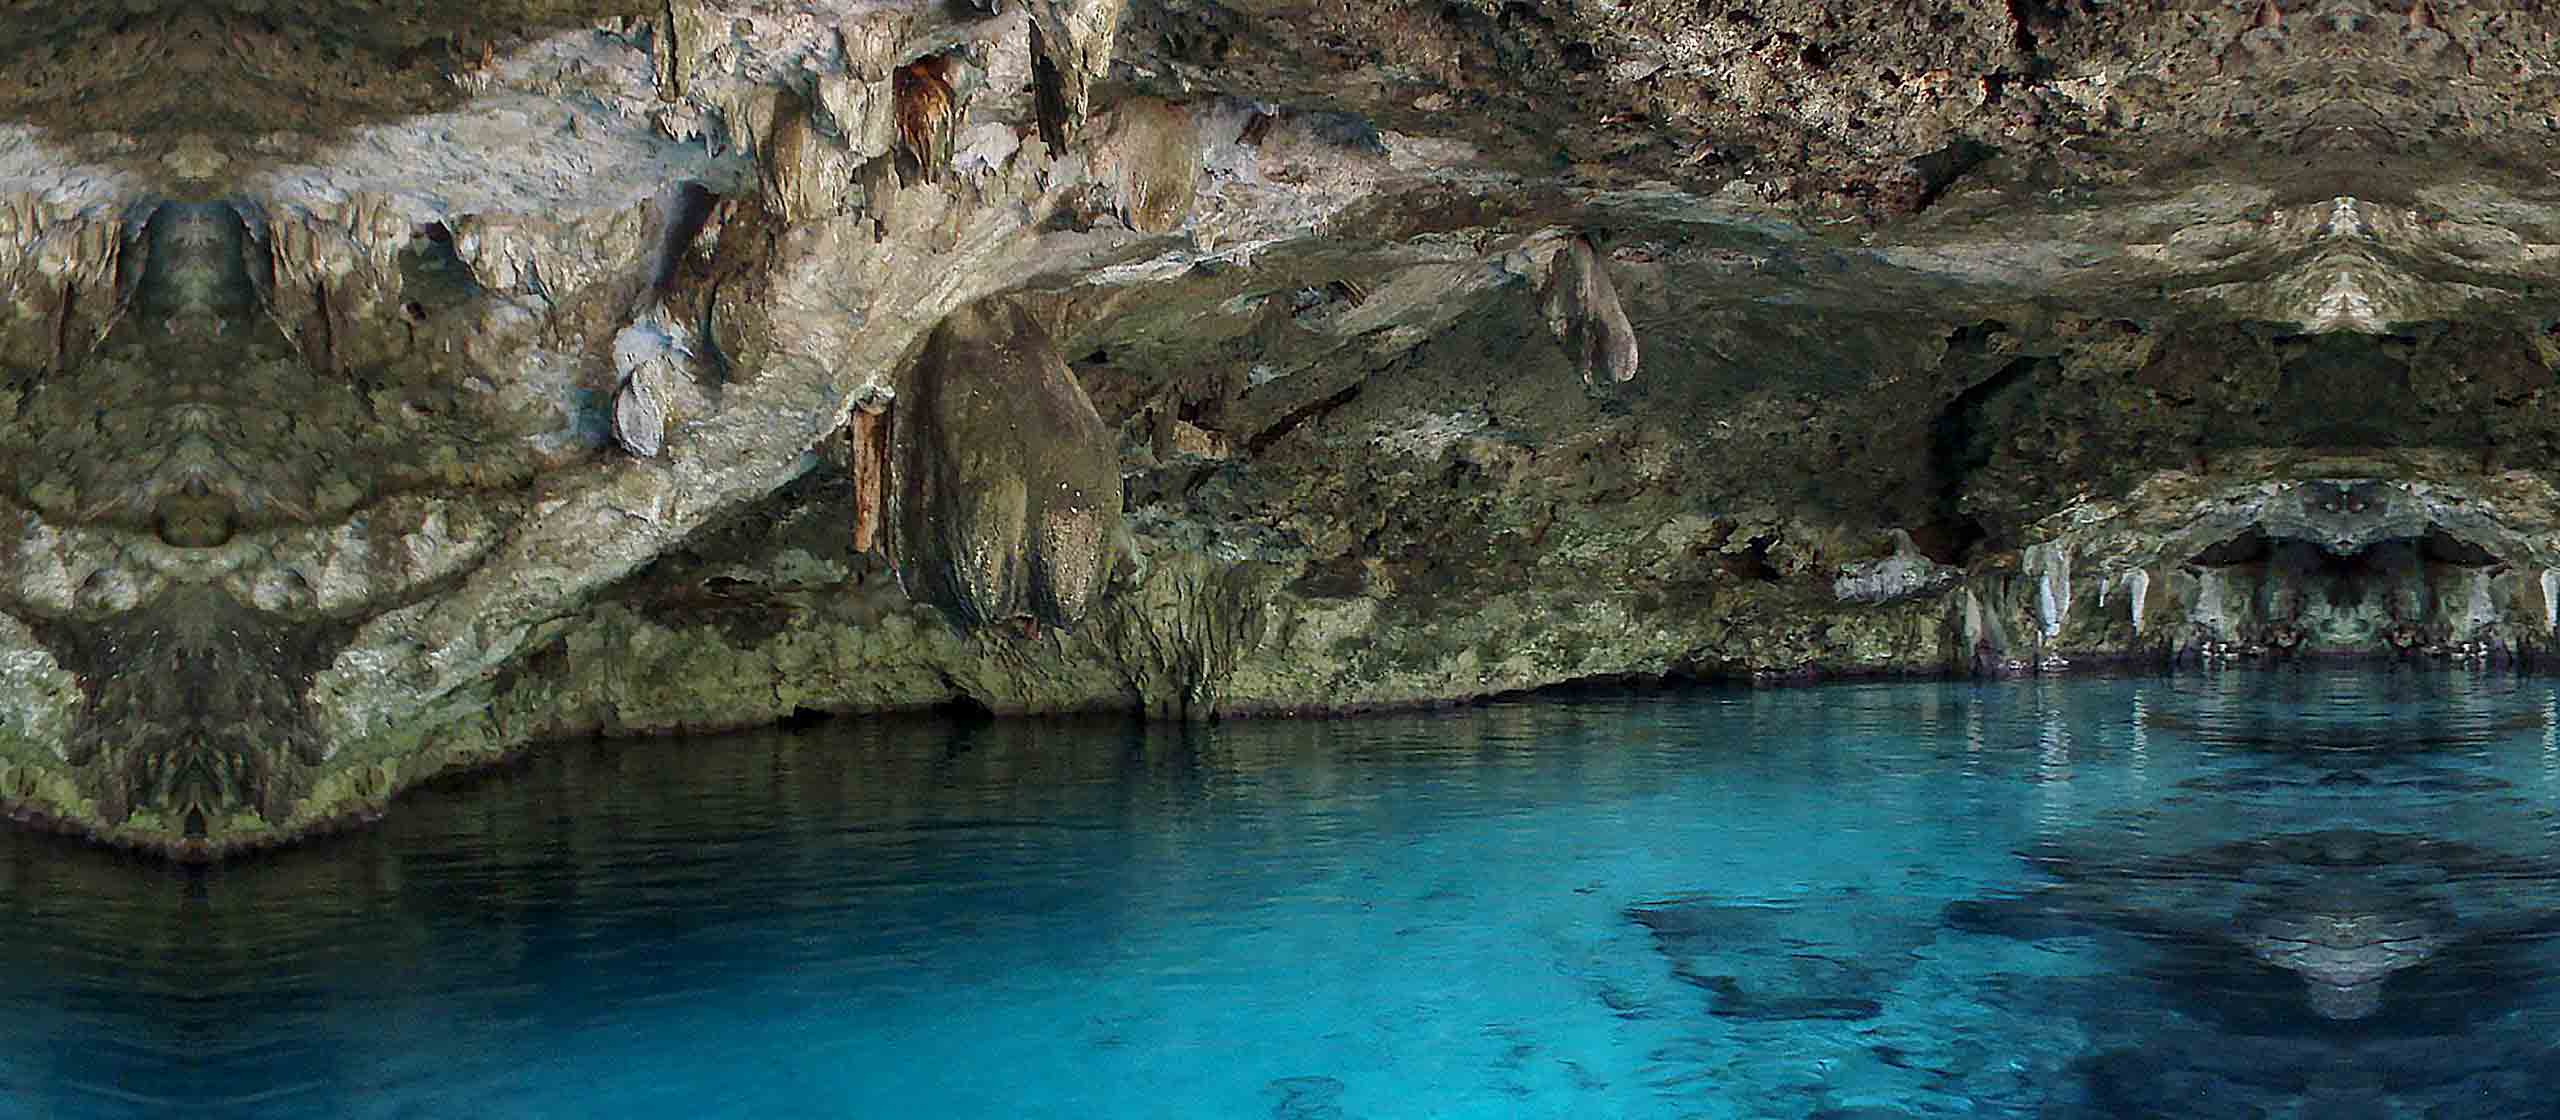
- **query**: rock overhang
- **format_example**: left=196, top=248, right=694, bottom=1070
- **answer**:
left=2, top=0, right=2560, bottom=850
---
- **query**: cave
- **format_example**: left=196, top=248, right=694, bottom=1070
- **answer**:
left=12, top=0, right=2560, bottom=1115
left=0, top=0, right=2547, bottom=849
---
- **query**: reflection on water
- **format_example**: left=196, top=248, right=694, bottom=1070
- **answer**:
left=3, top=670, right=2560, bottom=1117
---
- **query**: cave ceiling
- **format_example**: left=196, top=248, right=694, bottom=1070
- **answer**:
left=4, top=0, right=2560, bottom=851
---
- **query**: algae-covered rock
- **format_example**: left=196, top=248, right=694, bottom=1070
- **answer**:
left=889, top=299, right=1124, bottom=633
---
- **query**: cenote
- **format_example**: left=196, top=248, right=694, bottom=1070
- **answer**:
left=6, top=668, right=2560, bottom=1118
left=22, top=1, right=2560, bottom=1117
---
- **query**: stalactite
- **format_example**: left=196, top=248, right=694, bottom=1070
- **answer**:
left=1539, top=235, right=1639, bottom=385
left=2124, top=569, right=2151, bottom=636
left=893, top=54, right=957, bottom=186
left=2030, top=540, right=2072, bottom=643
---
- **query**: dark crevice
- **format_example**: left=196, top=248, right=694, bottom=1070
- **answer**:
left=1238, top=110, right=1275, bottom=147
left=1029, top=18, right=1070, bottom=155
left=1244, top=380, right=1362, bottom=456
left=1926, top=353, right=2040, bottom=558
left=1723, top=534, right=1783, bottom=582
left=1905, top=139, right=1997, bottom=216
left=1908, top=517, right=1984, bottom=567
left=935, top=693, right=996, bottom=722
left=2421, top=529, right=2500, bottom=567
left=2005, top=0, right=2039, bottom=57
left=49, top=281, right=74, bottom=371
left=649, top=181, right=716, bottom=290
left=397, top=220, right=482, bottom=316
left=307, top=280, right=334, bottom=373
left=1945, top=319, right=2010, bottom=358
left=2191, top=528, right=2273, bottom=567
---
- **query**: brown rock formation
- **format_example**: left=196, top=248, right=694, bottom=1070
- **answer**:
left=888, top=299, right=1122, bottom=635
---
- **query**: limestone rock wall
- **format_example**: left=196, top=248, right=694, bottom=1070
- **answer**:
left=9, top=0, right=2560, bottom=851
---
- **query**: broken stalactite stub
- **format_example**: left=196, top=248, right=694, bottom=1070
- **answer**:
left=887, top=300, right=1122, bottom=633
left=1103, top=97, right=1199, bottom=234
left=850, top=403, right=889, bottom=554
left=1025, top=0, right=1124, bottom=154
left=612, top=369, right=667, bottom=458
left=1541, top=235, right=1638, bottom=385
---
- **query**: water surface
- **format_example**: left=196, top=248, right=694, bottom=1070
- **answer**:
left=7, top=668, right=2560, bottom=1118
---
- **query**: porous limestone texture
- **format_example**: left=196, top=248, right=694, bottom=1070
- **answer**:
left=5, top=0, right=2560, bottom=852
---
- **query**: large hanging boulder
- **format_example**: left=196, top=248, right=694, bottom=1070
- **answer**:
left=888, top=300, right=1123, bottom=634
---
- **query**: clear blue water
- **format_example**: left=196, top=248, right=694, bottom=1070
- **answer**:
left=8, top=668, right=2560, bottom=1118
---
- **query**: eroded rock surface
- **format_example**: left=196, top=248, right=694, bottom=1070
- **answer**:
left=4, top=0, right=2560, bottom=851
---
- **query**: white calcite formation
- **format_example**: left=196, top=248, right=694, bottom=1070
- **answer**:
left=2029, top=540, right=2073, bottom=644
left=2123, top=569, right=2151, bottom=636
left=2194, top=568, right=2230, bottom=643
left=1832, top=530, right=1953, bottom=604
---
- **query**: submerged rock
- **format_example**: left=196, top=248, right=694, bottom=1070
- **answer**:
left=1628, top=892, right=1935, bottom=1024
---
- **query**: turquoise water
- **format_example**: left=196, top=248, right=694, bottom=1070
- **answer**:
left=7, top=669, right=2560, bottom=1118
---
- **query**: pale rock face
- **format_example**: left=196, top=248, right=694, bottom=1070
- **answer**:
left=1832, top=530, right=1952, bottom=605
left=609, top=316, right=690, bottom=459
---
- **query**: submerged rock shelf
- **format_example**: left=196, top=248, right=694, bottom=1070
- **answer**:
left=2, top=0, right=2560, bottom=851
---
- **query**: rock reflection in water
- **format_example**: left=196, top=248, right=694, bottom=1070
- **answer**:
left=1948, top=829, right=2560, bottom=1025
left=1627, top=672, right=2560, bottom=1118
left=1957, top=675, right=2560, bottom=1117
